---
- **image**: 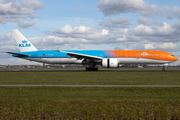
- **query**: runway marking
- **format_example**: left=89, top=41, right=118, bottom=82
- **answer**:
left=0, top=85, right=180, bottom=87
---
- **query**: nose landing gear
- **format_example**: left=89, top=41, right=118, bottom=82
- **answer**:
left=162, top=67, right=166, bottom=71
left=162, top=63, right=168, bottom=71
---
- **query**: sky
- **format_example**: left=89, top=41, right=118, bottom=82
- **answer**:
left=1, top=0, right=180, bottom=65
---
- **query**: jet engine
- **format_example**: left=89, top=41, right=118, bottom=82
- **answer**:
left=102, top=58, right=119, bottom=68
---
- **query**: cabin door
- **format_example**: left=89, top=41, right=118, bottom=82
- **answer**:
left=160, top=54, right=164, bottom=60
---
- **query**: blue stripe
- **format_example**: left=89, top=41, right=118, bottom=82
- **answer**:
left=13, top=50, right=113, bottom=58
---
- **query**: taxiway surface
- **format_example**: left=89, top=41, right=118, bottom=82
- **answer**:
left=0, top=69, right=180, bottom=72
left=0, top=85, right=180, bottom=87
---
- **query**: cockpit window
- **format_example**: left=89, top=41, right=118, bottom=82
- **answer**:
left=171, top=55, right=175, bottom=57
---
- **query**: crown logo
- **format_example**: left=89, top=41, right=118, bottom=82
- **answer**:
left=22, top=40, right=28, bottom=43
left=141, top=52, right=148, bottom=56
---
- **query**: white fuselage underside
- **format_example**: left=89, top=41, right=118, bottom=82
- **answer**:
left=22, top=58, right=173, bottom=64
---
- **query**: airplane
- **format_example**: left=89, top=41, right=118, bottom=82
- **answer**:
left=6, top=29, right=178, bottom=71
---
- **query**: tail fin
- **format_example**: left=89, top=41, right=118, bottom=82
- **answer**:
left=13, top=29, right=38, bottom=52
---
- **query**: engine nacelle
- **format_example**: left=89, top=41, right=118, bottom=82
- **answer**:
left=102, top=58, right=119, bottom=68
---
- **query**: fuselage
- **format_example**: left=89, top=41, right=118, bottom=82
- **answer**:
left=13, top=50, right=178, bottom=65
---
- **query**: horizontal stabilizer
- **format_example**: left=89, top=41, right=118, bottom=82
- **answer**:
left=5, top=52, right=30, bottom=57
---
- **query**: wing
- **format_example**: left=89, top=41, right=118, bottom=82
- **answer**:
left=59, top=50, right=103, bottom=60
left=5, top=52, right=31, bottom=57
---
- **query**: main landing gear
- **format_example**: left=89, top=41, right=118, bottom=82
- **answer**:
left=86, top=67, right=98, bottom=71
left=84, top=60, right=99, bottom=71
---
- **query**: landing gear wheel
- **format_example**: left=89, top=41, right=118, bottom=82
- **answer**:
left=162, top=67, right=166, bottom=71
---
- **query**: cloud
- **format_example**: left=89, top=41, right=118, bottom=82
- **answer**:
left=137, top=17, right=164, bottom=26
left=17, top=20, right=35, bottom=29
left=137, top=17, right=152, bottom=26
left=98, top=0, right=148, bottom=16
left=125, top=22, right=180, bottom=51
left=59, top=24, right=92, bottom=34
left=46, top=24, right=112, bottom=43
left=46, top=23, right=180, bottom=46
left=101, top=29, right=109, bottom=35
left=0, top=15, right=11, bottom=24
left=171, top=6, right=180, bottom=19
left=98, top=0, right=180, bottom=19
left=135, top=42, right=178, bottom=51
left=0, top=1, right=33, bottom=15
left=171, top=22, right=180, bottom=31
left=22, top=0, right=44, bottom=10
left=99, top=16, right=131, bottom=28
left=44, top=23, right=180, bottom=52
left=131, top=22, right=177, bottom=38
left=0, top=32, right=20, bottom=60
left=114, top=46, right=123, bottom=50
left=132, top=43, right=179, bottom=52
left=167, top=15, right=173, bottom=20
left=27, top=35, right=89, bottom=50
left=0, top=0, right=44, bottom=28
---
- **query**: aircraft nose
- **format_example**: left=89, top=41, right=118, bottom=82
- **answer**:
left=174, top=56, right=178, bottom=61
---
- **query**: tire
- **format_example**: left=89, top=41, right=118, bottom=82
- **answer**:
left=162, top=68, right=166, bottom=71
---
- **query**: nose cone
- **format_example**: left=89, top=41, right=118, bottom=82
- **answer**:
left=173, top=56, right=178, bottom=61
left=175, top=56, right=178, bottom=61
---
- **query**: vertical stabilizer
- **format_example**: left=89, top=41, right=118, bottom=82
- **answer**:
left=13, top=29, right=38, bottom=52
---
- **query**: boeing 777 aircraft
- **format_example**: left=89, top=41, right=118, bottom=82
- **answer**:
left=6, top=29, right=178, bottom=71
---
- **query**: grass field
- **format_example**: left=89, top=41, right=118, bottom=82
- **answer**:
left=0, top=87, right=180, bottom=101
left=1, top=100, right=180, bottom=119
left=0, top=87, right=180, bottom=119
left=0, top=72, right=180, bottom=85
left=0, top=71, right=180, bottom=119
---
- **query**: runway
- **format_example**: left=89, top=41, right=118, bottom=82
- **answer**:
left=0, top=85, right=180, bottom=87
left=1, top=69, right=180, bottom=72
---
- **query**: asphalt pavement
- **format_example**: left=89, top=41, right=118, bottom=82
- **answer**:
left=0, top=69, right=180, bottom=72
left=0, top=85, right=179, bottom=87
